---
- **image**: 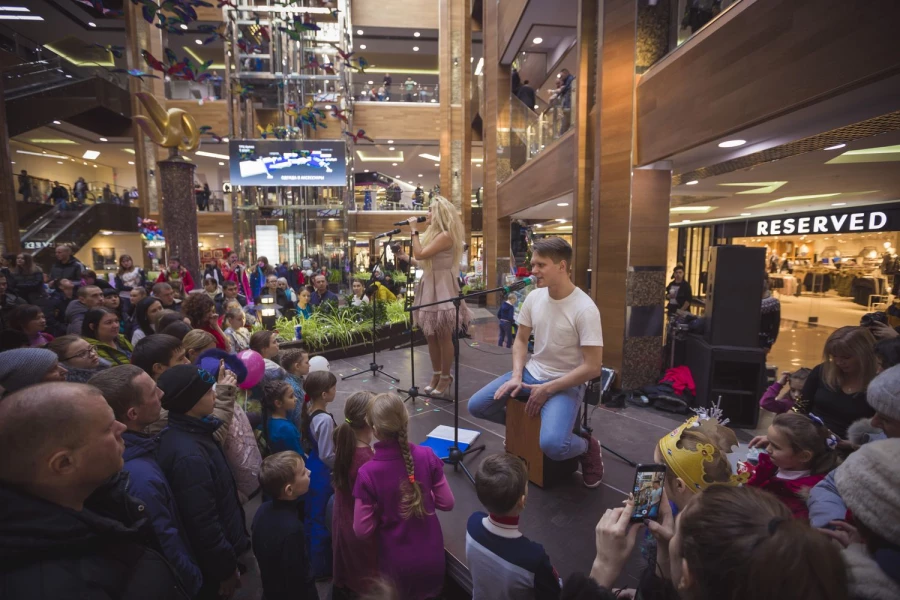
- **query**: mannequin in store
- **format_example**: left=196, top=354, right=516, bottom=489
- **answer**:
left=395, top=196, right=472, bottom=397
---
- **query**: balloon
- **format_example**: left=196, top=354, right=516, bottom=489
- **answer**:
left=308, top=356, right=330, bottom=372
left=238, top=349, right=265, bottom=389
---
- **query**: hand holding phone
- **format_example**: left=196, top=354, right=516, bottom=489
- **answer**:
left=630, top=464, right=667, bottom=523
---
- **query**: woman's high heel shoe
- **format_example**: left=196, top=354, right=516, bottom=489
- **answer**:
left=424, top=371, right=441, bottom=394
left=433, top=375, right=454, bottom=398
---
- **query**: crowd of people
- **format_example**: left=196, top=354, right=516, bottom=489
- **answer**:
left=16, top=170, right=138, bottom=208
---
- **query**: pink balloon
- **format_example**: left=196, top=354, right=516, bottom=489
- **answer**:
left=238, top=350, right=265, bottom=389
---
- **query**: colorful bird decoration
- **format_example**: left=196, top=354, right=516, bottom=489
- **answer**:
left=108, top=68, right=161, bottom=81
left=74, top=0, right=123, bottom=17
left=329, top=106, right=349, bottom=124
left=295, top=101, right=327, bottom=131
left=130, top=0, right=212, bottom=26
left=349, top=56, right=369, bottom=73
left=257, top=124, right=291, bottom=140
left=344, top=129, right=374, bottom=144
left=197, top=23, right=229, bottom=45
left=236, top=38, right=262, bottom=55
left=87, top=44, right=125, bottom=58
left=326, top=42, right=354, bottom=64
left=216, top=0, right=237, bottom=7
left=302, top=55, right=335, bottom=75
left=198, top=125, right=223, bottom=143
left=142, top=49, right=188, bottom=78
left=233, top=83, right=255, bottom=99
left=154, top=13, right=188, bottom=34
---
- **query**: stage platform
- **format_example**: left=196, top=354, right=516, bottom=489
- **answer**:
left=322, top=339, right=716, bottom=591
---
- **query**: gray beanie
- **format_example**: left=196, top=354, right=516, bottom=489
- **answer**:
left=835, top=438, right=900, bottom=545
left=0, top=348, right=60, bottom=396
left=867, top=364, right=900, bottom=420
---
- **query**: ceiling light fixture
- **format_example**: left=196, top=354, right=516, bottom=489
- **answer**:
left=195, top=150, right=229, bottom=159
left=0, top=14, right=43, bottom=20
left=532, top=37, right=543, bottom=44
left=359, top=44, right=366, bottom=49
left=823, top=143, right=846, bottom=151
left=669, top=206, right=716, bottom=214
left=832, top=202, right=847, bottom=207
left=412, top=46, right=419, bottom=51
left=388, top=146, right=395, bottom=150
left=392, top=163, right=398, bottom=166
left=414, top=31, right=420, bottom=37
left=99, top=137, right=108, bottom=142
left=681, top=219, right=692, bottom=223
left=194, top=39, right=202, bottom=45
left=52, top=120, right=61, bottom=125
left=87, top=21, right=96, bottom=27
left=123, top=148, right=135, bottom=154
left=557, top=202, right=569, bottom=207
left=218, top=161, right=225, bottom=166
left=419, top=153, right=441, bottom=161
left=28, top=138, right=77, bottom=144
left=387, top=140, right=394, bottom=144
left=474, top=57, right=484, bottom=76
left=718, top=139, right=746, bottom=148
left=556, top=219, right=566, bottom=223
left=686, top=180, right=699, bottom=185
left=128, top=161, right=134, bottom=165
left=82, top=150, right=100, bottom=160
left=357, top=29, right=363, bottom=35
left=418, top=174, right=423, bottom=177
left=740, top=212, right=751, bottom=216
left=180, top=23, right=188, bottom=30
left=0, top=7, right=30, bottom=11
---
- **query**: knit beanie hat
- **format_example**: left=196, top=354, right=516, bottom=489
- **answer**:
left=0, top=348, right=60, bottom=396
left=835, top=438, right=900, bottom=546
left=866, top=364, right=900, bottom=421
left=157, top=364, right=215, bottom=414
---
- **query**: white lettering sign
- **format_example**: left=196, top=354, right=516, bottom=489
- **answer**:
left=753, top=211, right=890, bottom=236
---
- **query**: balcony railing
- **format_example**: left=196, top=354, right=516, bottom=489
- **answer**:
left=503, top=90, right=574, bottom=176
left=349, top=81, right=439, bottom=104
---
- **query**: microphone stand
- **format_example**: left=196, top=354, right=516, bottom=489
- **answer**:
left=342, top=237, right=399, bottom=384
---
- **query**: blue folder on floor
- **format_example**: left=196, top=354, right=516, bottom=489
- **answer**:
left=420, top=425, right=481, bottom=457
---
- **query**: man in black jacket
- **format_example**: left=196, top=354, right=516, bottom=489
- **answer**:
left=215, top=280, right=248, bottom=314
left=0, top=274, right=25, bottom=328
left=156, top=365, right=250, bottom=600
left=48, top=246, right=84, bottom=287
left=0, top=382, right=189, bottom=600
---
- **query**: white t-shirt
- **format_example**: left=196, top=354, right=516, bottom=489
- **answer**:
left=517, top=286, right=603, bottom=381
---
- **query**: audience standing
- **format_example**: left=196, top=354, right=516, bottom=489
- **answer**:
left=8, top=252, right=43, bottom=303
left=81, top=307, right=133, bottom=365
left=47, top=334, right=107, bottom=383
left=156, top=258, right=195, bottom=294
left=49, top=246, right=84, bottom=287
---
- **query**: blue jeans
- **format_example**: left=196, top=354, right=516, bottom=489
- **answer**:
left=469, top=368, right=587, bottom=461
left=498, top=320, right=513, bottom=348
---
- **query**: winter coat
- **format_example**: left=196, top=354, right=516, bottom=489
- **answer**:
left=202, top=265, right=224, bottom=285
left=222, top=402, right=263, bottom=502
left=747, top=453, right=825, bottom=521
left=843, top=543, right=900, bottom=600
left=64, top=365, right=107, bottom=384
left=156, top=268, right=195, bottom=293
left=251, top=498, right=317, bottom=600
left=250, top=266, right=270, bottom=300
left=0, top=473, right=189, bottom=600
left=8, top=269, right=44, bottom=303
left=49, top=258, right=84, bottom=284
left=31, top=291, right=66, bottom=337
left=65, top=300, right=90, bottom=334
left=155, top=413, right=251, bottom=592
left=123, top=431, right=203, bottom=597
left=85, top=335, right=134, bottom=365
left=222, top=263, right=253, bottom=302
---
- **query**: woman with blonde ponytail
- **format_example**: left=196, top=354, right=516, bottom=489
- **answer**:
left=397, top=196, right=472, bottom=397
left=353, top=393, right=455, bottom=600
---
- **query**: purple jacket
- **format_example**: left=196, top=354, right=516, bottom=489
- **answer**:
left=759, top=381, right=794, bottom=414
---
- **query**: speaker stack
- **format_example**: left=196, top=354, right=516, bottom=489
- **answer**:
left=685, top=245, right=767, bottom=428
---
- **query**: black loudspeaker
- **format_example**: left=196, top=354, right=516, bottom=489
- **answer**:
left=685, top=335, right=766, bottom=429
left=706, top=245, right=766, bottom=348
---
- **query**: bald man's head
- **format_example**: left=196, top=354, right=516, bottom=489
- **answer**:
left=0, top=383, right=125, bottom=495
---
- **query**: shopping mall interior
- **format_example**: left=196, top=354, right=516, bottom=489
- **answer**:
left=2, top=1, right=900, bottom=598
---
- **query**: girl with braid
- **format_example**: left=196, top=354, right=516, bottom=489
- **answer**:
left=353, top=393, right=455, bottom=600
left=300, top=370, right=339, bottom=578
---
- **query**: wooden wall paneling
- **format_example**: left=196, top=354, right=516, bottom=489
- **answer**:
left=352, top=104, right=441, bottom=140
left=167, top=100, right=230, bottom=136
left=498, top=0, right=529, bottom=61
left=349, top=212, right=411, bottom=235
left=571, top=0, right=596, bottom=291
left=630, top=168, right=671, bottom=267
left=497, top=131, right=575, bottom=218
left=351, top=0, right=439, bottom=29
left=636, top=0, right=900, bottom=165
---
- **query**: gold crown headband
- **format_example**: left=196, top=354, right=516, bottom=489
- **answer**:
left=658, top=416, right=749, bottom=491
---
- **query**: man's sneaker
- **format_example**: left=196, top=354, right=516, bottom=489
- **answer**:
left=580, top=435, right=604, bottom=488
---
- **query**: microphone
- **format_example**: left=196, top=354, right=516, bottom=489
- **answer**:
left=374, top=228, right=401, bottom=240
left=394, top=216, right=427, bottom=226
left=503, top=277, right=535, bottom=293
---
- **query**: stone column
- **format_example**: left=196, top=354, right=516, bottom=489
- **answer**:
left=592, top=0, right=671, bottom=390
left=439, top=0, right=472, bottom=235
left=0, top=72, right=19, bottom=254
left=158, top=158, right=200, bottom=282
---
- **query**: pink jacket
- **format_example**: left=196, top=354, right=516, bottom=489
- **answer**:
left=747, top=453, right=825, bottom=521
left=759, top=381, right=795, bottom=414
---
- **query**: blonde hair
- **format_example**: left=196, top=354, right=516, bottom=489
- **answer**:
left=182, top=329, right=216, bottom=362
left=420, top=196, right=464, bottom=271
left=368, top=393, right=427, bottom=519
left=821, top=326, right=877, bottom=392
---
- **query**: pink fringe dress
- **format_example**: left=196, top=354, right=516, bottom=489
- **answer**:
left=413, top=246, right=473, bottom=336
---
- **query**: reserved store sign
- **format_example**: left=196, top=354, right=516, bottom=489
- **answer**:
left=718, top=204, right=900, bottom=238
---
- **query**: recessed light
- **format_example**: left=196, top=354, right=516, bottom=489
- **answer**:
left=128, top=161, right=135, bottom=165
left=418, top=174, right=423, bottom=177
left=718, top=139, right=746, bottom=148
left=324, top=104, right=332, bottom=110
left=194, top=39, right=202, bottom=45
left=218, top=161, right=225, bottom=166
left=364, top=169, right=369, bottom=172
left=740, top=212, right=751, bottom=216
left=557, top=202, right=569, bottom=206
left=88, top=21, right=96, bottom=27
left=434, top=163, right=439, bottom=167
left=395, top=174, right=401, bottom=177
left=533, top=37, right=543, bottom=44
left=412, top=46, right=419, bottom=51
left=681, top=219, right=692, bottom=223
left=180, top=24, right=188, bottom=30
left=196, top=150, right=229, bottom=159
left=556, top=219, right=566, bottom=223
left=56, top=161, right=63, bottom=164
left=359, top=44, right=366, bottom=49
left=832, top=202, right=847, bottom=207
left=357, top=29, right=363, bottom=35
left=219, top=234, right=224, bottom=238
left=392, top=163, right=398, bottom=166
left=52, top=120, right=61, bottom=125
left=823, top=143, right=846, bottom=151
left=99, top=137, right=108, bottom=142
left=414, top=32, right=420, bottom=37
left=367, top=80, right=374, bottom=85
left=82, top=150, right=100, bottom=160
left=388, top=146, right=395, bottom=150
left=387, top=140, right=394, bottom=144
left=686, top=180, right=699, bottom=185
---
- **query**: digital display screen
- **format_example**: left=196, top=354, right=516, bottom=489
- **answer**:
left=632, top=469, right=665, bottom=520
left=229, top=140, right=347, bottom=187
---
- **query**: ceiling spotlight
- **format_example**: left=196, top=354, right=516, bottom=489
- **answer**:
left=557, top=202, right=569, bottom=207
left=395, top=174, right=401, bottom=177
left=52, top=120, right=61, bottom=125
left=434, top=163, right=439, bottom=167
left=128, top=161, right=134, bottom=165
left=388, top=146, right=395, bottom=150
left=88, top=21, right=96, bottom=27
left=219, top=234, right=224, bottom=238
left=179, top=24, right=188, bottom=30
left=533, top=37, right=543, bottom=44
left=387, top=140, right=394, bottom=144
left=681, top=219, right=692, bottom=223
left=57, top=161, right=63, bottom=164
left=718, top=139, right=746, bottom=148
left=82, top=150, right=100, bottom=160
left=556, top=218, right=566, bottom=223
left=823, top=143, right=846, bottom=151
left=359, top=44, right=366, bottom=49
left=194, top=39, right=202, bottom=45
left=686, top=180, right=699, bottom=185
left=417, top=174, right=423, bottom=177
left=412, top=46, right=419, bottom=51
left=364, top=169, right=369, bottom=172
left=832, top=202, right=847, bottom=207
left=99, top=137, right=108, bottom=142
left=392, top=162, right=398, bottom=166
left=324, top=104, right=332, bottom=110
left=367, top=80, right=374, bottom=85
left=218, top=161, right=225, bottom=166
left=357, top=29, right=363, bottom=35
left=413, top=31, right=420, bottom=37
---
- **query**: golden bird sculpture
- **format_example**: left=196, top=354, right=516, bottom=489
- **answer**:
left=133, top=92, right=200, bottom=155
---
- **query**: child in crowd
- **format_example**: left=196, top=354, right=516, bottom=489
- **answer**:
left=252, top=451, right=318, bottom=600
left=332, top=391, right=378, bottom=599
left=250, top=330, right=285, bottom=380
left=759, top=368, right=811, bottom=414
left=131, top=334, right=189, bottom=380
left=497, top=292, right=517, bottom=348
left=262, top=379, right=304, bottom=455
left=183, top=329, right=217, bottom=364
left=748, top=412, right=841, bottom=520
left=223, top=306, right=251, bottom=353
left=282, top=349, right=310, bottom=428
left=467, top=454, right=561, bottom=600
left=354, top=393, right=455, bottom=600
left=155, top=364, right=250, bottom=600
left=301, top=370, right=339, bottom=578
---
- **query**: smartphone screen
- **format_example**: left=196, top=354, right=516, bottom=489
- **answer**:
left=630, top=464, right=667, bottom=523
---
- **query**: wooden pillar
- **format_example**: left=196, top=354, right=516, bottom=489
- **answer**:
left=592, top=0, right=671, bottom=390
left=571, top=0, right=597, bottom=291
left=439, top=0, right=472, bottom=237
left=125, top=0, right=162, bottom=217
left=0, top=72, right=20, bottom=254
left=482, top=0, right=511, bottom=307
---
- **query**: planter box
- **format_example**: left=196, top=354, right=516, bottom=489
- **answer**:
left=465, top=295, right=487, bottom=308
left=279, top=321, right=424, bottom=362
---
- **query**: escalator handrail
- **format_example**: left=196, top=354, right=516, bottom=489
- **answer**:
left=37, top=205, right=94, bottom=248
left=20, top=204, right=62, bottom=243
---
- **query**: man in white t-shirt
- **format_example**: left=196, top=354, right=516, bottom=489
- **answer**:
left=468, top=238, right=605, bottom=487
